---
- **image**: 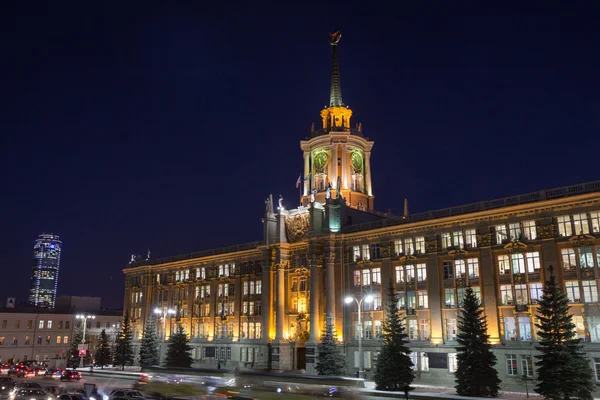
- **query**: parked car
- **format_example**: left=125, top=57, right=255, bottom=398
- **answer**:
left=15, top=369, right=35, bottom=378
left=0, top=377, right=16, bottom=399
left=10, top=389, right=53, bottom=400
left=59, top=371, right=81, bottom=382
left=13, top=383, right=42, bottom=391
left=57, top=394, right=88, bottom=400
left=107, top=389, right=144, bottom=400
left=43, top=370, right=62, bottom=380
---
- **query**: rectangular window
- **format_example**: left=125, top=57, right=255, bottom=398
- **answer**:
left=299, top=278, right=307, bottom=291
left=562, top=248, right=577, bottom=270
left=508, top=223, right=522, bottom=241
left=446, top=319, right=457, bottom=340
left=408, top=320, right=418, bottom=340
left=362, top=269, right=371, bottom=286
left=495, top=224, right=508, bottom=243
left=63, top=336, right=68, bottom=344
left=583, top=281, right=598, bottom=303
left=594, top=358, right=600, bottom=381
left=406, top=266, right=415, bottom=282
left=374, top=320, right=382, bottom=338
left=354, top=270, right=361, bottom=286
left=352, top=246, right=360, bottom=261
left=506, top=354, right=518, bottom=376
left=397, top=293, right=406, bottom=309
left=419, top=319, right=429, bottom=340
left=452, top=231, right=464, bottom=249
left=501, top=285, right=513, bottom=305
left=65, top=321, right=70, bottom=329
left=395, top=266, right=404, bottom=283
left=243, top=282, right=248, bottom=295
left=255, top=281, right=262, bottom=294
left=56, top=336, right=62, bottom=344
left=0, top=321, right=5, bottom=329
left=24, top=336, right=29, bottom=345
left=589, top=317, right=600, bottom=343
left=404, top=238, right=414, bottom=256
left=361, top=244, right=370, bottom=261
left=416, top=264, right=426, bottom=282
left=448, top=352, right=457, bottom=372
left=39, top=320, right=44, bottom=329
left=455, top=260, right=466, bottom=278
left=504, top=318, right=516, bottom=341
left=441, top=232, right=452, bottom=250
left=529, top=283, right=543, bottom=303
left=580, top=247, right=594, bottom=269
left=465, top=229, right=477, bottom=248
left=511, top=253, right=525, bottom=274
left=467, top=258, right=479, bottom=278
left=371, top=268, right=381, bottom=284
left=522, top=220, right=537, bottom=240
left=557, top=215, right=573, bottom=237
left=526, top=252, right=541, bottom=273
left=370, top=243, right=381, bottom=260
left=27, top=320, right=32, bottom=329
left=573, top=213, right=590, bottom=235
left=364, top=320, right=373, bottom=340
left=444, top=288, right=455, bottom=308
left=521, top=355, right=533, bottom=377
left=415, top=237, right=425, bottom=254
left=393, top=240, right=403, bottom=256
left=565, top=280, right=581, bottom=302
left=457, top=288, right=466, bottom=307
left=443, top=261, right=453, bottom=280
left=515, top=284, right=528, bottom=305
left=591, top=212, right=600, bottom=234
left=471, top=286, right=481, bottom=302
left=498, top=255, right=511, bottom=275
left=418, top=291, right=428, bottom=309
left=518, top=316, right=531, bottom=340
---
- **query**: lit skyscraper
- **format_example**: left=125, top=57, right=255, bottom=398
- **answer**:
left=28, top=233, right=62, bottom=308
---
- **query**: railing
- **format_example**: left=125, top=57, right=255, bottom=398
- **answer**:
left=129, top=241, right=263, bottom=267
left=344, top=180, right=600, bottom=233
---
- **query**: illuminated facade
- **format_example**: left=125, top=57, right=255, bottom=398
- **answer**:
left=123, top=33, right=600, bottom=392
left=29, top=234, right=62, bottom=308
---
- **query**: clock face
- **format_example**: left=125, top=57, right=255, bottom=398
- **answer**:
left=313, top=152, right=328, bottom=171
left=351, top=151, right=363, bottom=172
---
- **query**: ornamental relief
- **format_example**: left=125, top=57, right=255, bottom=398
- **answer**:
left=569, top=234, right=595, bottom=249
left=285, top=213, right=310, bottom=242
left=425, top=239, right=438, bottom=253
left=477, top=233, right=493, bottom=247
left=537, top=224, right=555, bottom=239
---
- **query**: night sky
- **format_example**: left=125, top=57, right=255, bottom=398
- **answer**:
left=1, top=3, right=599, bottom=308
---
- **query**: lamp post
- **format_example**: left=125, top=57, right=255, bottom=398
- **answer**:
left=75, top=314, right=95, bottom=368
left=344, top=293, right=373, bottom=379
left=154, top=308, right=176, bottom=364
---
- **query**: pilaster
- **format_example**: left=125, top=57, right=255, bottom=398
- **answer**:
left=365, top=151, right=373, bottom=197
left=424, top=235, right=443, bottom=344
left=477, top=228, right=500, bottom=343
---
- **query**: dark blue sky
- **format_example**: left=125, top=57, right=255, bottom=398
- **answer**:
left=1, top=3, right=599, bottom=308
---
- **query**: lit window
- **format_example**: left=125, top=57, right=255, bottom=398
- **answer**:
left=515, top=284, right=528, bottom=305
left=397, top=293, right=406, bottom=309
left=506, top=354, right=518, bottom=376
left=504, top=318, right=516, bottom=341
left=416, top=264, right=426, bottom=282
left=415, top=237, right=425, bottom=254
left=395, top=266, right=404, bottom=283
left=580, top=247, right=594, bottom=269
left=406, top=266, right=415, bottom=282
left=354, top=270, right=361, bottom=286
left=404, top=238, right=414, bottom=255
left=591, top=212, right=600, bottom=234
left=361, top=245, right=370, bottom=261
left=498, top=255, right=511, bottom=275
left=444, top=289, right=455, bottom=308
left=255, top=281, right=261, bottom=294
left=446, top=319, right=457, bottom=341
left=352, top=246, right=360, bottom=261
left=582, top=281, right=598, bottom=303
left=455, top=260, right=466, bottom=278
left=501, top=285, right=513, bottom=305
left=362, top=269, right=371, bottom=286
left=63, top=336, right=68, bottom=344
left=521, top=356, right=533, bottom=377
left=465, top=229, right=477, bottom=248
left=573, top=213, right=590, bottom=235
left=522, top=220, right=537, bottom=240
left=418, top=291, right=428, bottom=309
left=375, top=320, right=382, bottom=338
left=565, top=281, right=581, bottom=303
left=456, top=288, right=466, bottom=307
left=419, top=320, right=429, bottom=340
left=364, top=321, right=373, bottom=340
left=562, top=248, right=577, bottom=270
left=467, top=258, right=479, bottom=278
left=588, top=318, right=600, bottom=343
left=371, top=268, right=381, bottom=284
left=495, top=225, right=508, bottom=243
left=448, top=352, right=457, bottom=372
left=557, top=215, right=573, bottom=237
left=593, top=358, right=600, bottom=382
left=525, top=252, right=541, bottom=273
left=443, top=261, right=453, bottom=280
left=408, top=320, right=418, bottom=340
left=39, top=320, right=44, bottom=329
left=56, top=336, right=62, bottom=344
left=393, top=240, right=403, bottom=256
left=508, top=223, right=521, bottom=240
left=452, top=231, right=464, bottom=249
left=518, top=316, right=531, bottom=340
left=529, top=283, right=543, bottom=303
left=441, top=233, right=452, bottom=250
left=511, top=253, right=525, bottom=274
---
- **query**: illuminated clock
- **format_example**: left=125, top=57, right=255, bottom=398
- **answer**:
left=351, top=151, right=363, bottom=172
left=313, top=152, right=328, bottom=171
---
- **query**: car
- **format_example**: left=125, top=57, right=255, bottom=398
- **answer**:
left=13, top=383, right=42, bottom=391
left=9, top=389, right=53, bottom=400
left=0, top=365, right=10, bottom=375
left=57, top=394, right=88, bottom=400
left=0, top=377, right=16, bottom=399
left=34, top=369, right=46, bottom=376
left=43, top=370, right=62, bottom=380
left=59, top=371, right=81, bottom=382
left=15, top=369, right=35, bottom=378
left=108, top=390, right=144, bottom=400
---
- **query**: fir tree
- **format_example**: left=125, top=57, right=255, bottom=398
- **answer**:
left=455, top=286, right=501, bottom=397
left=139, top=317, right=160, bottom=368
left=113, top=312, right=135, bottom=370
left=315, top=317, right=346, bottom=375
left=66, top=327, right=83, bottom=368
left=534, top=269, right=594, bottom=400
left=373, top=280, right=414, bottom=391
left=95, top=329, right=112, bottom=369
left=165, top=325, right=193, bottom=368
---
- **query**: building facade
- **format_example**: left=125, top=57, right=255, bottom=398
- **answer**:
left=29, top=234, right=62, bottom=308
left=0, top=309, right=121, bottom=367
left=123, top=33, right=600, bottom=392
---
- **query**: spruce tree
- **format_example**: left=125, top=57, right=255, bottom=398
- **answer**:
left=113, top=312, right=135, bottom=370
left=315, top=318, right=346, bottom=375
left=165, top=325, right=193, bottom=368
left=535, top=269, right=594, bottom=400
left=95, top=329, right=112, bottom=369
left=373, top=280, right=414, bottom=391
left=139, top=317, right=160, bottom=368
left=455, top=286, right=501, bottom=397
left=66, top=327, right=83, bottom=368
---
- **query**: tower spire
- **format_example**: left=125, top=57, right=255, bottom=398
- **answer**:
left=328, top=31, right=343, bottom=107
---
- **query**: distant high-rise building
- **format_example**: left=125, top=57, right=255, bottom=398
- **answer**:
left=28, top=233, right=62, bottom=308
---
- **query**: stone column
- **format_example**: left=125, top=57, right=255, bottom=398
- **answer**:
left=303, top=151, right=310, bottom=198
left=234, top=273, right=242, bottom=341
left=424, top=235, right=443, bottom=344
left=275, top=264, right=286, bottom=340
left=309, top=256, right=322, bottom=342
left=477, top=229, right=500, bottom=342
left=325, top=253, right=336, bottom=324
left=365, top=151, right=373, bottom=196
left=261, top=261, right=272, bottom=341
left=341, top=144, right=348, bottom=190
left=331, top=144, right=338, bottom=190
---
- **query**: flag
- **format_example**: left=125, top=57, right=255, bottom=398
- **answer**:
left=303, top=173, right=312, bottom=181
left=295, top=175, right=302, bottom=188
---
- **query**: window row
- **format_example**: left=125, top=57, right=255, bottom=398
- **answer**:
left=241, top=301, right=262, bottom=316
left=506, top=354, right=534, bottom=377
left=353, top=268, right=382, bottom=286
left=557, top=212, right=600, bottom=237
left=498, top=252, right=541, bottom=275
left=397, top=291, right=429, bottom=310
left=0, top=319, right=71, bottom=330
left=444, top=287, right=481, bottom=308
left=443, top=258, right=480, bottom=280
left=393, top=236, right=426, bottom=256
left=243, top=280, right=262, bottom=295
left=0, top=335, right=68, bottom=345
left=495, top=220, right=537, bottom=243
left=500, top=283, right=542, bottom=305
left=441, top=229, right=477, bottom=250
left=240, top=322, right=262, bottom=339
left=395, top=264, right=427, bottom=283
left=562, top=247, right=600, bottom=270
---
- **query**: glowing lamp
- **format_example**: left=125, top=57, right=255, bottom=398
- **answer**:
left=344, top=297, right=353, bottom=304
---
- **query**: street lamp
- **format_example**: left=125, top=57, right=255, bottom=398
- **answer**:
left=344, top=293, right=373, bottom=379
left=75, top=314, right=95, bottom=368
left=154, top=308, right=176, bottom=364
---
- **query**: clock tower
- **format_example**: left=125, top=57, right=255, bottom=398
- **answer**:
left=300, top=32, right=375, bottom=210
